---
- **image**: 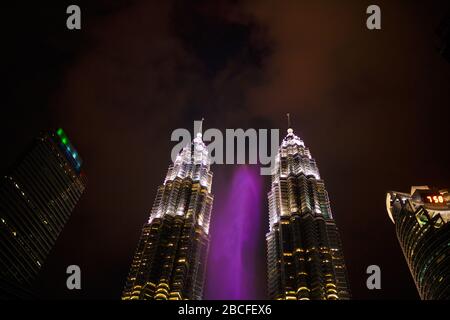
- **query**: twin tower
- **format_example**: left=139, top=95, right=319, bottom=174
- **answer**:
left=121, top=120, right=351, bottom=300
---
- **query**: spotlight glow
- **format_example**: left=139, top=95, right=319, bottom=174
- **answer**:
left=205, top=166, right=263, bottom=299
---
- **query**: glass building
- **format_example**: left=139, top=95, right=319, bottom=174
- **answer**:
left=0, top=129, right=86, bottom=298
left=386, top=186, right=450, bottom=300
left=266, top=118, right=351, bottom=300
left=122, top=126, right=213, bottom=300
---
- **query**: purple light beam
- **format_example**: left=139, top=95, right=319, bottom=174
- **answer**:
left=204, top=165, right=263, bottom=299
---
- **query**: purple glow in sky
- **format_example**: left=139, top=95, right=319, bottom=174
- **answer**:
left=204, top=166, right=264, bottom=299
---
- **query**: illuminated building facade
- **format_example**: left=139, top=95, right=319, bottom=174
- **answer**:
left=0, top=129, right=86, bottom=298
left=122, top=127, right=213, bottom=300
left=386, top=186, right=450, bottom=300
left=266, top=117, right=351, bottom=300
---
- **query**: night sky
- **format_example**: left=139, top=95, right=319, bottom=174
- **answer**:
left=1, top=1, right=450, bottom=300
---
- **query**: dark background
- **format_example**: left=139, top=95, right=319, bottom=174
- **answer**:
left=1, top=1, right=449, bottom=299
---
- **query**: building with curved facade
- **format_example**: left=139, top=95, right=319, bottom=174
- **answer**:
left=386, top=186, right=450, bottom=300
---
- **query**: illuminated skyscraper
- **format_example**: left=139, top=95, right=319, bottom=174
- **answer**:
left=386, top=186, right=450, bottom=300
left=122, top=124, right=213, bottom=300
left=0, top=129, right=86, bottom=298
left=266, top=115, right=351, bottom=300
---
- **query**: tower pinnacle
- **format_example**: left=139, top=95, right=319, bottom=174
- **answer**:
left=197, top=118, right=204, bottom=138
left=287, top=113, right=293, bottom=135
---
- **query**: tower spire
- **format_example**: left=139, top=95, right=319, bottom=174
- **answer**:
left=196, top=118, right=204, bottom=138
left=200, top=118, right=204, bottom=134
left=287, top=113, right=293, bottom=134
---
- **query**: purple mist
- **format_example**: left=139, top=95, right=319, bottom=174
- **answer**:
left=204, top=165, right=264, bottom=299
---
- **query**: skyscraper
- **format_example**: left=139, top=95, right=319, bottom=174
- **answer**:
left=266, top=116, right=351, bottom=300
left=0, top=128, right=86, bottom=298
left=122, top=125, right=213, bottom=300
left=386, top=186, right=450, bottom=300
